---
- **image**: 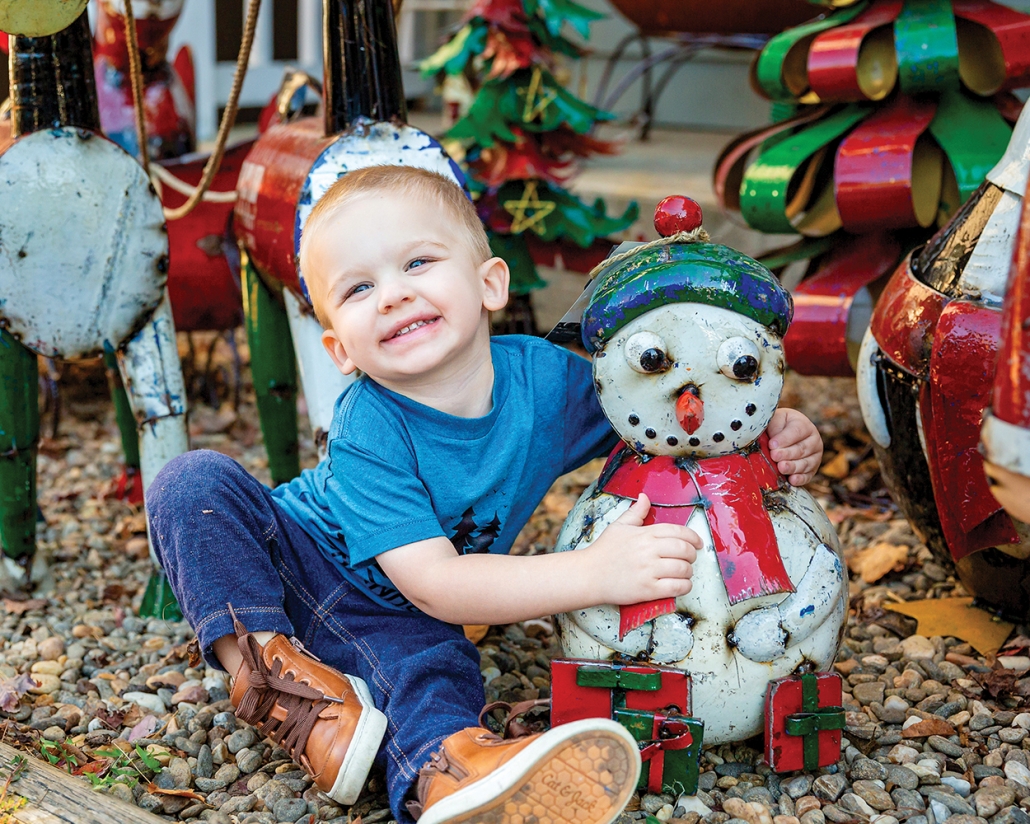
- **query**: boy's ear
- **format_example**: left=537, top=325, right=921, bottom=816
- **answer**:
left=480, top=256, right=510, bottom=312
left=321, top=328, right=358, bottom=376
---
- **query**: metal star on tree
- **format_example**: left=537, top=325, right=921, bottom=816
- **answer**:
left=503, top=179, right=556, bottom=235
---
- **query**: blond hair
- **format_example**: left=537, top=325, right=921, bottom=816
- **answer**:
left=299, top=165, right=491, bottom=327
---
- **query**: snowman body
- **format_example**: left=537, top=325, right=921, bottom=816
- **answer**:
left=552, top=298, right=847, bottom=745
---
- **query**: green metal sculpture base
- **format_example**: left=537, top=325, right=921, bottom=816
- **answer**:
left=139, top=568, right=183, bottom=622
left=242, top=251, right=300, bottom=485
left=104, top=346, right=141, bottom=469
left=0, top=329, right=39, bottom=562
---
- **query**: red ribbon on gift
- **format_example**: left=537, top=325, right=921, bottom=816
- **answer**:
left=638, top=716, right=695, bottom=795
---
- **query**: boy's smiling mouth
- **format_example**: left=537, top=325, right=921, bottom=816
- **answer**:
left=386, top=316, right=440, bottom=341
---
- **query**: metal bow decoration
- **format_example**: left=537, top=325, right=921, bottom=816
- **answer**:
left=716, top=0, right=1030, bottom=237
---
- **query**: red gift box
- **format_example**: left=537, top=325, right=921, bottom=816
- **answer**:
left=551, top=658, right=691, bottom=726
left=765, top=672, right=845, bottom=773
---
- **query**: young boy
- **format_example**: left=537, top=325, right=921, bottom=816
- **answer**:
left=148, top=165, right=823, bottom=824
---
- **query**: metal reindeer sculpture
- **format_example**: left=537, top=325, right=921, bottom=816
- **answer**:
left=0, top=3, right=188, bottom=617
left=234, top=0, right=465, bottom=482
left=858, top=100, right=1030, bottom=619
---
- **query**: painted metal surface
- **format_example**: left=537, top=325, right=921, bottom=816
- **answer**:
left=894, top=0, right=959, bottom=95
left=924, top=299, right=1017, bottom=560
left=954, top=0, right=1030, bottom=95
left=552, top=220, right=845, bottom=743
left=159, top=140, right=250, bottom=332
left=606, top=0, right=819, bottom=35
left=550, top=659, right=691, bottom=727
left=294, top=120, right=465, bottom=300
left=591, top=304, right=786, bottom=459
left=242, top=255, right=300, bottom=485
left=94, top=0, right=194, bottom=161
left=0, top=0, right=87, bottom=37
left=834, top=95, right=940, bottom=232
left=283, top=289, right=354, bottom=459
left=0, top=128, right=168, bottom=359
left=0, top=328, right=38, bottom=563
left=783, top=232, right=903, bottom=376
left=807, top=1, right=902, bottom=101
left=858, top=106, right=1030, bottom=615
left=765, top=672, right=844, bottom=773
left=616, top=709, right=703, bottom=796
left=10, top=11, right=99, bottom=136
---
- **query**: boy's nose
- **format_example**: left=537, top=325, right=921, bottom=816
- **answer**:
left=377, top=276, right=415, bottom=311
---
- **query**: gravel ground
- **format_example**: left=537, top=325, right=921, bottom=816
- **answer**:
left=2, top=336, right=1027, bottom=824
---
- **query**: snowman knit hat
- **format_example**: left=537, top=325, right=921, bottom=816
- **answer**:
left=581, top=239, right=793, bottom=353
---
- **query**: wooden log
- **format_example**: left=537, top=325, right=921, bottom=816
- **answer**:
left=0, top=741, right=168, bottom=824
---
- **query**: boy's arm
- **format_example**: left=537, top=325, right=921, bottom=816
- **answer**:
left=768, top=407, right=823, bottom=486
left=377, top=495, right=700, bottom=626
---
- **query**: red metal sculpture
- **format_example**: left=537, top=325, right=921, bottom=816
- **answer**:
left=857, top=101, right=1030, bottom=618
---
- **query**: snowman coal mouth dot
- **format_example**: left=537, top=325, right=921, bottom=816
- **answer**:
left=713, top=432, right=725, bottom=443
left=667, top=436, right=678, bottom=446
left=628, top=414, right=639, bottom=426
left=731, top=419, right=742, bottom=431
left=688, top=437, right=700, bottom=447
left=645, top=428, right=657, bottom=439
left=745, top=403, right=757, bottom=416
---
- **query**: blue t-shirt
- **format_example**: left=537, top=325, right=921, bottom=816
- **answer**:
left=270, top=335, right=619, bottom=610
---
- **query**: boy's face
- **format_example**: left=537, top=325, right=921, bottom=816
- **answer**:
left=307, top=190, right=508, bottom=392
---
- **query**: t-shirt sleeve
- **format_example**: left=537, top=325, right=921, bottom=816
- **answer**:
left=560, top=346, right=620, bottom=472
left=321, top=432, right=446, bottom=569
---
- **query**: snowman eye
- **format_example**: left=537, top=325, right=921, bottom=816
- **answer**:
left=717, top=337, right=760, bottom=381
left=625, top=332, right=670, bottom=374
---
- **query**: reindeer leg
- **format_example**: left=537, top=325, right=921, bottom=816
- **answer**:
left=117, top=290, right=189, bottom=621
left=0, top=329, right=39, bottom=588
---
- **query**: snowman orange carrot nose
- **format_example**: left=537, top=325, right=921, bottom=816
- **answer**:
left=675, top=386, right=704, bottom=434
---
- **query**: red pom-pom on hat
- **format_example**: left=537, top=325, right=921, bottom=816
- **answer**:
left=654, top=196, right=703, bottom=237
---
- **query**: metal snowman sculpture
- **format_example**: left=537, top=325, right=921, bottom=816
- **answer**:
left=550, top=199, right=847, bottom=745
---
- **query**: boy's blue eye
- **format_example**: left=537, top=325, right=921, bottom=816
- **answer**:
left=406, top=257, right=431, bottom=271
left=347, top=283, right=371, bottom=298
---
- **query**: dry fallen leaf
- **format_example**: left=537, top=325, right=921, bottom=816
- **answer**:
left=3, top=599, right=47, bottom=615
left=145, top=783, right=205, bottom=801
left=820, top=452, right=851, bottom=480
left=0, top=675, right=37, bottom=712
left=848, top=542, right=909, bottom=583
left=902, top=718, right=956, bottom=738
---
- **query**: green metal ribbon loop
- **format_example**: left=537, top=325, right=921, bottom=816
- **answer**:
left=755, top=2, right=869, bottom=101
left=895, top=0, right=959, bottom=94
left=741, top=105, right=870, bottom=234
left=784, top=673, right=846, bottom=771
left=576, top=666, right=662, bottom=691
left=929, top=90, right=1012, bottom=203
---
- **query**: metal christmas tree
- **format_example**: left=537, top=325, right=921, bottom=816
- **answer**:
left=422, top=0, right=638, bottom=317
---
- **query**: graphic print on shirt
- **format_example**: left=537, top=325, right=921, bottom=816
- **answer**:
left=450, top=507, right=502, bottom=554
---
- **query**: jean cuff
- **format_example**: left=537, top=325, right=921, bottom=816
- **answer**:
left=194, top=605, right=294, bottom=672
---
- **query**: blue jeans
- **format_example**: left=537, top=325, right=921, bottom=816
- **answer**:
left=147, top=450, right=484, bottom=822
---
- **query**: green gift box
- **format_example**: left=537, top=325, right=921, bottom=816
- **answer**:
left=614, top=707, right=704, bottom=796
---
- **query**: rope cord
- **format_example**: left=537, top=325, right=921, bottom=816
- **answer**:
left=149, top=162, right=237, bottom=203
left=122, top=0, right=150, bottom=179
left=127, top=0, right=263, bottom=221
left=586, top=227, right=711, bottom=282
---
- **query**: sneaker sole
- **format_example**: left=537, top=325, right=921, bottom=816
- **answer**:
left=326, top=675, right=388, bottom=806
left=417, top=718, right=640, bottom=824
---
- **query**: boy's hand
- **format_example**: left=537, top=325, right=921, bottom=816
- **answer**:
left=586, top=494, right=701, bottom=606
left=767, top=407, right=823, bottom=486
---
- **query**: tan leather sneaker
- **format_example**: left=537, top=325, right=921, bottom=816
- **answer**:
left=408, top=718, right=640, bottom=824
left=227, top=608, right=387, bottom=805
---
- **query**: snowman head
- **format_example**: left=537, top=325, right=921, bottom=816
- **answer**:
left=582, top=197, right=792, bottom=459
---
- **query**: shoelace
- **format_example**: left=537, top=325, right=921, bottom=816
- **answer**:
left=229, top=606, right=343, bottom=770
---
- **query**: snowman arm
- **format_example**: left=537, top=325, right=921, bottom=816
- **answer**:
left=776, top=543, right=846, bottom=642
left=729, top=544, right=845, bottom=663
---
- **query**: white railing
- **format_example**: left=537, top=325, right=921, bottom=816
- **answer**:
left=168, top=0, right=469, bottom=142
